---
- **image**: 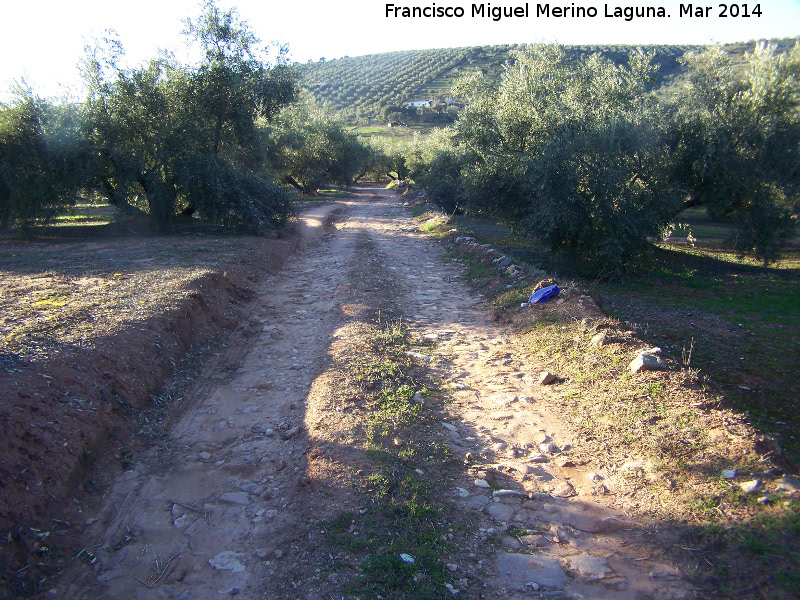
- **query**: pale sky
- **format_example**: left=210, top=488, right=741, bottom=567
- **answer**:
left=2, top=0, right=799, bottom=100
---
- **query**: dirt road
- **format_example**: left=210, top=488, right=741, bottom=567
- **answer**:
left=56, top=187, right=690, bottom=599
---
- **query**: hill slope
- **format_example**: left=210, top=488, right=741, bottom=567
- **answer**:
left=298, top=40, right=799, bottom=124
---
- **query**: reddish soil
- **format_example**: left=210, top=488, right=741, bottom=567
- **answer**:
left=2, top=187, right=795, bottom=600
left=0, top=208, right=337, bottom=597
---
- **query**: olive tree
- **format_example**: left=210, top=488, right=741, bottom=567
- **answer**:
left=669, top=43, right=800, bottom=263
left=82, top=45, right=189, bottom=227
left=405, top=128, right=468, bottom=213
left=413, top=42, right=800, bottom=270
left=359, top=137, right=409, bottom=182
left=266, top=100, right=373, bottom=193
left=0, top=91, right=90, bottom=229
left=448, top=45, right=677, bottom=270
left=82, top=1, right=298, bottom=231
left=182, top=1, right=296, bottom=163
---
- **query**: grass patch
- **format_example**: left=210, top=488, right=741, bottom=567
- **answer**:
left=313, top=187, right=351, bottom=200
left=367, top=385, right=422, bottom=441
left=515, top=314, right=743, bottom=520
left=49, top=203, right=118, bottom=228
left=678, top=502, right=800, bottom=596
left=353, top=123, right=439, bottom=147
left=670, top=206, right=800, bottom=248
left=417, top=213, right=456, bottom=237
left=317, top=314, right=466, bottom=599
left=322, top=471, right=450, bottom=598
left=411, top=205, right=800, bottom=600
left=598, top=242, right=800, bottom=463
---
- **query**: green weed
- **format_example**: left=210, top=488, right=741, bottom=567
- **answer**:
left=319, top=318, right=463, bottom=599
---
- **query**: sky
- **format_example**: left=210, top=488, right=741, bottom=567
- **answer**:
left=2, top=0, right=799, bottom=99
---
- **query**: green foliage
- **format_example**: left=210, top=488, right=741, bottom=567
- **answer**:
left=422, top=45, right=676, bottom=270
left=360, top=136, right=409, bottom=181
left=177, top=155, right=291, bottom=233
left=405, top=128, right=467, bottom=212
left=82, top=48, right=185, bottom=226
left=686, top=504, right=800, bottom=597
left=367, top=384, right=421, bottom=440
left=78, top=2, right=299, bottom=231
left=266, top=100, right=374, bottom=193
left=408, top=42, right=800, bottom=272
left=182, top=1, right=297, bottom=159
left=0, top=92, right=90, bottom=229
left=669, top=43, right=800, bottom=264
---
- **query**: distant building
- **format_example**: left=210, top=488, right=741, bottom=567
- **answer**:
left=407, top=100, right=432, bottom=108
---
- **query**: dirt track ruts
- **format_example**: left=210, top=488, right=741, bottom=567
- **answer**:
left=56, top=186, right=690, bottom=600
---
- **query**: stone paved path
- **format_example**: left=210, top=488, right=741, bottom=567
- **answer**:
left=57, top=186, right=689, bottom=600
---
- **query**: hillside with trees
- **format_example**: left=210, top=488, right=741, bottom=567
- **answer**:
left=297, top=41, right=799, bottom=125
left=1, top=6, right=798, bottom=263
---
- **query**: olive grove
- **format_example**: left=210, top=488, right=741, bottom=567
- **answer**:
left=0, top=1, right=375, bottom=232
left=410, top=43, right=800, bottom=270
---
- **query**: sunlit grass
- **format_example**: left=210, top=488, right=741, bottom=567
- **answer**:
left=414, top=206, right=800, bottom=598
left=47, top=202, right=117, bottom=227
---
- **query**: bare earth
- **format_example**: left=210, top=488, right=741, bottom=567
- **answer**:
left=53, top=187, right=691, bottom=599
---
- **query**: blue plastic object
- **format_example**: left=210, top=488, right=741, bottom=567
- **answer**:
left=528, top=284, right=560, bottom=304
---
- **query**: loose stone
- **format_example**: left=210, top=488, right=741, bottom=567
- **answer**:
left=487, top=503, right=516, bottom=522
left=565, top=553, right=613, bottom=581
left=467, top=495, right=490, bottom=507
left=220, top=492, right=252, bottom=505
left=209, top=551, right=246, bottom=573
left=552, top=481, right=576, bottom=498
left=590, top=333, right=607, bottom=346
left=776, top=477, right=800, bottom=492
left=281, top=426, right=300, bottom=440
left=493, top=489, right=526, bottom=498
left=741, top=479, right=760, bottom=493
left=538, top=372, right=556, bottom=385
left=620, top=461, right=644, bottom=471
left=173, top=514, right=189, bottom=528
left=496, top=553, right=565, bottom=590
left=629, top=352, right=669, bottom=373
left=502, top=536, right=522, bottom=549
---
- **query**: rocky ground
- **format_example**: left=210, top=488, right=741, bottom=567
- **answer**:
left=43, top=186, right=701, bottom=600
